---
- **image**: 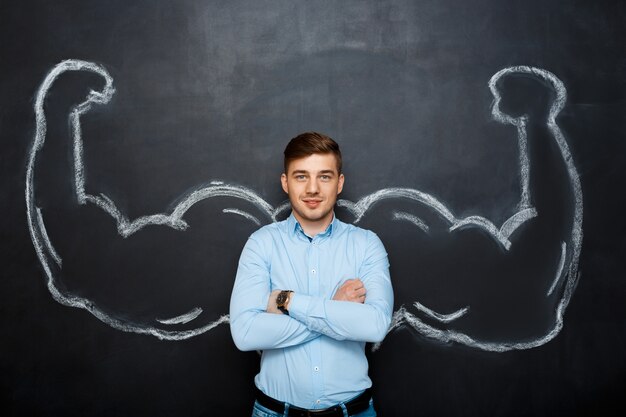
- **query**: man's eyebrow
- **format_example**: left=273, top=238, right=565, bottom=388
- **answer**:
left=290, top=169, right=337, bottom=176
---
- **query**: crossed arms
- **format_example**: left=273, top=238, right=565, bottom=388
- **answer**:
left=229, top=232, right=394, bottom=351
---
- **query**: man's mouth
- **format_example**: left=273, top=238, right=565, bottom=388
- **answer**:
left=303, top=199, right=322, bottom=208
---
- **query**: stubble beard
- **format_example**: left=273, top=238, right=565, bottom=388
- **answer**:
left=291, top=197, right=335, bottom=225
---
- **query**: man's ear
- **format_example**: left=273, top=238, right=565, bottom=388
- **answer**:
left=281, top=173, right=289, bottom=194
left=337, top=173, right=345, bottom=195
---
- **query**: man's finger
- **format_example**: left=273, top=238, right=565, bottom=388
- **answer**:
left=352, top=288, right=367, bottom=297
left=349, top=281, right=364, bottom=290
left=340, top=279, right=356, bottom=289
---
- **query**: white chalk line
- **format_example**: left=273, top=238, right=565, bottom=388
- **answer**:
left=500, top=207, right=538, bottom=239
left=27, top=60, right=582, bottom=350
left=157, top=307, right=204, bottom=325
left=272, top=200, right=292, bottom=219
left=413, top=302, right=469, bottom=323
left=36, top=207, right=62, bottom=267
left=392, top=210, right=429, bottom=233
left=222, top=208, right=261, bottom=226
left=547, top=242, right=567, bottom=297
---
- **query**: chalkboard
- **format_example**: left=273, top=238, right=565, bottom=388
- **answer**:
left=2, top=1, right=625, bottom=416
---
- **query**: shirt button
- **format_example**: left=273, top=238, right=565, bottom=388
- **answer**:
left=316, top=400, right=321, bottom=404
left=314, top=366, right=319, bottom=372
left=311, top=269, right=316, bottom=275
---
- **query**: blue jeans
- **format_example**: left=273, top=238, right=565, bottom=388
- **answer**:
left=251, top=399, right=377, bottom=417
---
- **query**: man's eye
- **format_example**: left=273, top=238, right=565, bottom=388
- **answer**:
left=296, top=175, right=306, bottom=180
left=320, top=176, right=330, bottom=181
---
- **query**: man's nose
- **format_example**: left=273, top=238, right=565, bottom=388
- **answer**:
left=306, top=179, right=319, bottom=194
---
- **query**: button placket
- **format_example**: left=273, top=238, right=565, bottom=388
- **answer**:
left=308, top=239, right=323, bottom=402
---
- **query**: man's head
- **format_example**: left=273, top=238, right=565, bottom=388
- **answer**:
left=283, top=132, right=342, bottom=175
left=281, top=132, right=344, bottom=234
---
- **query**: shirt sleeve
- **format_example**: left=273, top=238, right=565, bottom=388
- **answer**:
left=287, top=230, right=393, bottom=343
left=229, top=233, right=321, bottom=351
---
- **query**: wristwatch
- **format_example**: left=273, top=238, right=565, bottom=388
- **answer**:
left=276, top=290, right=293, bottom=315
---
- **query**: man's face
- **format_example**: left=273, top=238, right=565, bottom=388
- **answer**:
left=281, top=153, right=344, bottom=229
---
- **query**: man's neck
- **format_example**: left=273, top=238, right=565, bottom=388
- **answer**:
left=294, top=212, right=334, bottom=238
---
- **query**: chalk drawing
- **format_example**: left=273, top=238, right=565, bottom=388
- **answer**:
left=500, top=207, right=538, bottom=239
left=392, top=211, right=429, bottom=233
left=27, top=60, right=582, bottom=351
left=222, top=208, right=262, bottom=225
left=27, top=60, right=260, bottom=340
left=368, top=66, right=582, bottom=352
left=547, top=242, right=567, bottom=297
left=413, top=302, right=469, bottom=323
left=157, top=307, right=204, bottom=325
left=35, top=207, right=62, bottom=267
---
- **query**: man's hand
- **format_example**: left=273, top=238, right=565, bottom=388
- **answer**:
left=332, top=279, right=367, bottom=303
left=266, top=289, right=283, bottom=314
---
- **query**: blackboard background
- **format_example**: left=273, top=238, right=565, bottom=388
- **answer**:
left=1, top=1, right=625, bottom=416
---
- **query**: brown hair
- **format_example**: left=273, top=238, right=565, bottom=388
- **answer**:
left=283, top=132, right=342, bottom=174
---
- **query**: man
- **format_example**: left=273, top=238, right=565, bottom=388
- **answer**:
left=230, top=132, right=393, bottom=417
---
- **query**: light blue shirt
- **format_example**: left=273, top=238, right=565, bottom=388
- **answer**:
left=230, top=213, right=393, bottom=409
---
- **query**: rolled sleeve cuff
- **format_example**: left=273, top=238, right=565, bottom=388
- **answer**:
left=288, top=293, right=326, bottom=326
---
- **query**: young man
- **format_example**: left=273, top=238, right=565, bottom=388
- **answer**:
left=230, top=132, right=393, bottom=417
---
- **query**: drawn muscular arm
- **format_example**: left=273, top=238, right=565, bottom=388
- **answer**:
left=364, top=68, right=582, bottom=350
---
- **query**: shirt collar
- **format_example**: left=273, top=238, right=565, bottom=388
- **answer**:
left=288, top=212, right=337, bottom=240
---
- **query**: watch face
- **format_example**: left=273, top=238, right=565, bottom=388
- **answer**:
left=276, top=292, right=287, bottom=307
